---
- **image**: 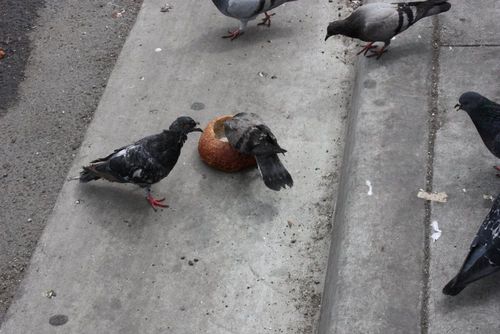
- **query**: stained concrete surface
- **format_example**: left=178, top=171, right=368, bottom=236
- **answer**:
left=0, top=0, right=142, bottom=323
left=0, top=0, right=356, bottom=332
left=319, top=17, right=434, bottom=334
left=440, top=0, right=500, bottom=45
left=428, top=46, right=500, bottom=333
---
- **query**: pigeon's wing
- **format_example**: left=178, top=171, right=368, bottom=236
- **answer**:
left=356, top=3, right=400, bottom=42
left=90, top=130, right=166, bottom=164
left=109, top=144, right=168, bottom=185
left=88, top=144, right=167, bottom=186
left=225, top=114, right=285, bottom=155
left=446, top=195, right=500, bottom=292
left=90, top=144, right=130, bottom=163
left=474, top=196, right=500, bottom=266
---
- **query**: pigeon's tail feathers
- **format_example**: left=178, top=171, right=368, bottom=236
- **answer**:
left=442, top=276, right=466, bottom=296
left=80, top=166, right=101, bottom=183
left=411, top=0, right=451, bottom=19
left=442, top=245, right=500, bottom=296
left=255, top=154, right=293, bottom=191
left=424, top=0, right=451, bottom=17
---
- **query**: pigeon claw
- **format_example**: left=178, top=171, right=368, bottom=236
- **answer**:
left=494, top=166, right=500, bottom=172
left=222, top=29, right=244, bottom=41
left=356, top=42, right=377, bottom=56
left=146, top=194, right=168, bottom=211
left=258, top=12, right=276, bottom=27
left=367, top=46, right=388, bottom=60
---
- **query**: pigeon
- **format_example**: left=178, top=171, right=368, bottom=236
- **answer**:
left=443, top=194, right=500, bottom=296
left=79, top=116, right=202, bottom=210
left=224, top=112, right=293, bottom=190
left=325, top=0, right=451, bottom=59
left=456, top=92, right=500, bottom=173
left=211, top=0, right=298, bottom=40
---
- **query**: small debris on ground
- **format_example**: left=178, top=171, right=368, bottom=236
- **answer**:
left=155, top=48, right=162, bottom=52
left=0, top=48, right=5, bottom=59
left=417, top=190, right=448, bottom=203
left=160, top=4, right=173, bottom=12
left=483, top=194, right=494, bottom=201
left=430, top=221, right=442, bottom=242
left=190, top=102, right=205, bottom=111
left=45, top=290, right=56, bottom=298
left=188, top=260, right=194, bottom=266
left=111, top=9, right=125, bottom=18
left=365, top=180, right=373, bottom=196
left=49, top=314, right=68, bottom=326
left=287, top=220, right=293, bottom=228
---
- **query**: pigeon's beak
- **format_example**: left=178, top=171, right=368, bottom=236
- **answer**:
left=454, top=103, right=462, bottom=111
left=325, top=34, right=331, bottom=41
left=190, top=122, right=203, bottom=133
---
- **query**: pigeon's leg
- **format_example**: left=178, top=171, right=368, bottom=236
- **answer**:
left=367, top=45, right=388, bottom=59
left=493, top=166, right=500, bottom=177
left=222, top=29, right=244, bottom=40
left=356, top=42, right=376, bottom=56
left=222, top=20, right=247, bottom=40
left=258, top=12, right=276, bottom=27
left=145, top=188, right=167, bottom=211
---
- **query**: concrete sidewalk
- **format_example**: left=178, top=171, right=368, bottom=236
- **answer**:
left=319, top=1, right=500, bottom=333
left=0, top=0, right=355, bottom=333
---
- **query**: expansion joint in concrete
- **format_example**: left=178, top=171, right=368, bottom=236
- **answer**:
left=440, top=44, right=500, bottom=48
left=420, top=15, right=442, bottom=334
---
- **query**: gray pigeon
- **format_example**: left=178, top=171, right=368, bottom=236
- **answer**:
left=80, top=116, right=202, bottom=210
left=211, top=0, right=298, bottom=40
left=224, top=112, right=293, bottom=190
left=443, top=194, right=500, bottom=296
left=325, top=0, right=451, bottom=58
left=456, top=92, right=500, bottom=173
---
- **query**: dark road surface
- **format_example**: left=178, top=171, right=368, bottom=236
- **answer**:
left=0, top=0, right=142, bottom=323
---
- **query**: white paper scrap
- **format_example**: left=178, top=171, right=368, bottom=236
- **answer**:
left=431, top=221, right=442, bottom=242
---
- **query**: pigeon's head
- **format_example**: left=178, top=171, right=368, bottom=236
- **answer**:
left=455, top=92, right=488, bottom=114
left=169, top=116, right=203, bottom=134
left=325, top=21, right=344, bottom=41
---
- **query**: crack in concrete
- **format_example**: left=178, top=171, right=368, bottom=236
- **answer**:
left=440, top=44, right=500, bottom=47
left=420, top=15, right=442, bottom=334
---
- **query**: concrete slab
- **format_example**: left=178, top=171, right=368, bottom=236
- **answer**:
left=428, top=46, right=500, bottom=333
left=440, top=0, right=500, bottom=46
left=0, top=0, right=355, bottom=333
left=318, top=12, right=435, bottom=334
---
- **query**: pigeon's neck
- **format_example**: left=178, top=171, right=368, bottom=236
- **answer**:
left=211, top=0, right=226, bottom=12
left=336, top=19, right=360, bottom=39
left=467, top=109, right=500, bottom=152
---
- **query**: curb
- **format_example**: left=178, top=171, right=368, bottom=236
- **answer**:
left=318, top=17, right=437, bottom=334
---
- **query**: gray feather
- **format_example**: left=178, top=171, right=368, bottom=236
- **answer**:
left=224, top=112, right=293, bottom=190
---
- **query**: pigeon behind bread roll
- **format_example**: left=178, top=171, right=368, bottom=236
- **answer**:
left=325, top=0, right=451, bottom=58
left=211, top=0, right=298, bottom=40
left=224, top=112, right=293, bottom=190
left=80, top=116, right=202, bottom=210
